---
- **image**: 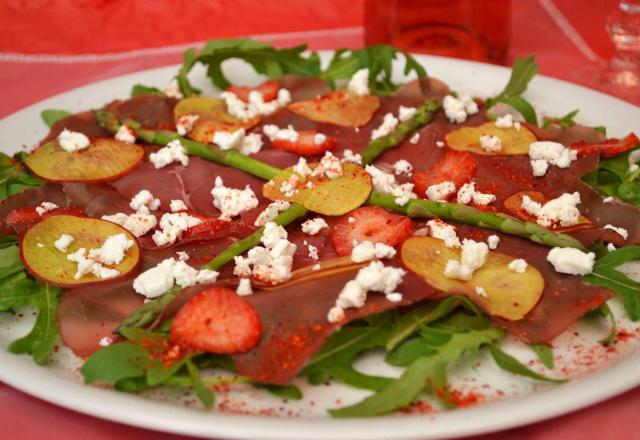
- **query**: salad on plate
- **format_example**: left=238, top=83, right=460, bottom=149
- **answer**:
left=1, top=39, right=640, bottom=417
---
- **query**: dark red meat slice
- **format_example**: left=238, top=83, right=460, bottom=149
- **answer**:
left=41, top=111, right=112, bottom=145
left=106, top=95, right=177, bottom=130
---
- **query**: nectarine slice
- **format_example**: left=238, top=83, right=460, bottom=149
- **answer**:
left=287, top=90, right=380, bottom=127
left=445, top=121, right=537, bottom=155
left=25, top=138, right=144, bottom=183
left=21, top=215, right=140, bottom=287
left=400, top=236, right=544, bottom=320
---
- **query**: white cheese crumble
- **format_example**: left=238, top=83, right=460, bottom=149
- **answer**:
left=239, top=222, right=297, bottom=285
left=129, top=190, right=161, bottom=214
left=607, top=243, right=617, bottom=252
left=163, top=79, right=183, bottom=99
left=221, top=89, right=291, bottom=121
left=371, top=113, right=399, bottom=140
left=176, top=251, right=190, bottom=261
left=233, top=256, right=252, bottom=277
left=398, top=105, right=417, bottom=122
left=443, top=94, right=478, bottom=123
left=479, top=134, right=502, bottom=153
left=487, top=234, right=500, bottom=250
left=427, top=219, right=461, bottom=248
left=546, top=247, right=595, bottom=275
left=628, top=149, right=640, bottom=170
left=444, top=239, right=489, bottom=281
left=508, top=258, right=528, bottom=273
left=604, top=224, right=629, bottom=240
left=456, top=182, right=496, bottom=206
left=341, top=149, right=363, bottom=165
left=409, top=132, right=421, bottom=144
left=149, top=139, right=189, bottom=169
left=170, top=199, right=188, bottom=212
left=365, top=164, right=416, bottom=206
left=393, top=159, right=413, bottom=176
left=475, top=286, right=488, bottom=298
left=301, top=217, right=329, bottom=235
left=66, top=233, right=134, bottom=280
left=175, top=114, right=199, bottom=136
left=435, top=140, right=444, bottom=148
left=101, top=212, right=157, bottom=237
left=263, top=124, right=299, bottom=143
left=98, top=336, right=113, bottom=347
left=426, top=181, right=456, bottom=201
left=213, top=128, right=263, bottom=155
left=308, top=244, right=319, bottom=260
left=528, top=141, right=577, bottom=177
left=292, top=157, right=313, bottom=177
left=152, top=212, right=203, bottom=246
left=133, top=257, right=219, bottom=298
left=495, top=114, right=514, bottom=128
left=314, top=133, right=327, bottom=145
left=35, top=202, right=58, bottom=216
left=115, top=125, right=136, bottom=144
left=521, top=192, right=581, bottom=227
left=312, top=152, right=343, bottom=179
left=236, top=278, right=253, bottom=296
left=279, top=173, right=300, bottom=197
left=327, top=260, right=406, bottom=323
left=54, top=234, right=74, bottom=252
left=57, top=129, right=90, bottom=152
left=210, top=176, right=259, bottom=221
left=347, top=68, right=370, bottom=96
left=603, top=196, right=614, bottom=203
left=350, top=241, right=397, bottom=263
left=254, top=200, right=291, bottom=227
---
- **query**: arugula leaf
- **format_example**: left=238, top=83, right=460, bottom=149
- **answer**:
left=0, top=152, right=43, bottom=200
left=583, top=246, right=640, bottom=320
left=531, top=343, right=555, bottom=369
left=486, top=55, right=539, bottom=124
left=330, top=327, right=503, bottom=417
left=81, top=342, right=151, bottom=384
left=489, top=345, right=565, bottom=383
left=0, top=235, right=18, bottom=249
left=186, top=359, right=214, bottom=409
left=321, top=45, right=427, bottom=95
left=41, top=109, right=71, bottom=127
left=584, top=303, right=617, bottom=346
left=583, top=144, right=640, bottom=204
left=257, top=384, right=303, bottom=400
left=130, top=84, right=163, bottom=97
left=542, top=109, right=579, bottom=129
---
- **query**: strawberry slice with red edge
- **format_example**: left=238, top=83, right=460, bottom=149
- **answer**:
left=5, top=206, right=85, bottom=234
left=170, top=287, right=263, bottom=354
left=570, top=132, right=639, bottom=158
left=413, top=151, right=477, bottom=198
left=271, top=130, right=337, bottom=156
left=331, top=206, right=414, bottom=257
left=181, top=213, right=254, bottom=242
left=227, top=79, right=279, bottom=103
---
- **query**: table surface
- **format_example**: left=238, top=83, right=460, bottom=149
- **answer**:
left=1, top=0, right=639, bottom=439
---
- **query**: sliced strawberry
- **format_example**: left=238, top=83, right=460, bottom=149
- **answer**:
left=413, top=151, right=477, bottom=198
left=227, top=79, right=279, bottom=103
left=331, top=206, right=414, bottom=257
left=181, top=214, right=254, bottom=242
left=170, top=287, right=263, bottom=354
left=6, top=206, right=85, bottom=234
left=271, top=130, right=337, bottom=156
left=570, top=132, right=639, bottom=158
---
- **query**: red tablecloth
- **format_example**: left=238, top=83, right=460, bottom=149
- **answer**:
left=1, top=1, right=638, bottom=439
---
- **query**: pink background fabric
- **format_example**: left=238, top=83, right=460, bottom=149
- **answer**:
left=1, top=1, right=638, bottom=438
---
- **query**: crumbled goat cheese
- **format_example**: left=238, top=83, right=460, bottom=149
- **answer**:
left=443, top=94, right=478, bottom=123
left=115, top=125, right=136, bottom=144
left=475, top=286, right=488, bottom=298
left=365, top=165, right=416, bottom=206
left=175, top=114, right=199, bottom=136
left=54, top=234, right=74, bottom=252
left=521, top=192, right=581, bottom=227
left=508, top=258, right=528, bottom=273
left=211, top=176, right=259, bottom=221
left=98, top=336, right=113, bottom=347
left=308, top=244, right=319, bottom=260
left=176, top=251, right=190, bottom=261
left=410, top=133, right=421, bottom=144
left=96, top=233, right=135, bottom=265
left=393, top=159, right=413, bottom=176
left=35, top=202, right=58, bottom=216
left=628, top=149, right=640, bottom=170
left=149, top=139, right=189, bottom=169
left=444, top=239, right=489, bottom=281
left=347, top=68, right=370, bottom=96
left=222, top=89, right=291, bottom=121
left=342, top=149, right=363, bottom=165
left=435, top=140, right=444, bottom=148
left=603, top=196, right=614, bottom=203
left=152, top=212, right=203, bottom=246
left=101, top=212, right=157, bottom=237
left=233, top=256, right=252, bottom=277
left=604, top=224, right=629, bottom=240
left=133, top=257, right=219, bottom=298
left=163, top=79, right=183, bottom=99
left=427, top=219, right=461, bottom=248
left=426, top=181, right=456, bottom=201
left=170, top=199, right=188, bottom=212
left=57, top=128, right=90, bottom=152
left=236, top=278, right=253, bottom=296
left=279, top=173, right=300, bottom=197
left=292, top=157, right=313, bottom=177
left=528, top=141, right=577, bottom=176
left=479, top=134, right=502, bottom=153
left=487, top=235, right=500, bottom=250
left=301, top=217, right=329, bottom=235
left=66, top=233, right=134, bottom=280
left=213, top=128, right=263, bottom=155
left=371, top=113, right=399, bottom=140
left=239, top=222, right=297, bottom=284
left=312, top=152, right=343, bottom=179
left=607, top=243, right=617, bottom=252
left=547, top=247, right=595, bottom=275
left=350, top=241, right=397, bottom=263
left=129, top=190, right=161, bottom=214
left=312, top=263, right=321, bottom=271
left=254, top=200, right=291, bottom=227
left=314, top=133, right=327, bottom=145
left=263, top=124, right=299, bottom=142
left=495, top=114, right=514, bottom=128
left=456, top=182, right=496, bottom=206
left=328, top=260, right=406, bottom=323
left=398, top=105, right=417, bottom=122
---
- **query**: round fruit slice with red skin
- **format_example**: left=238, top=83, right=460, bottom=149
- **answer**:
left=170, top=287, right=263, bottom=354
left=288, top=90, right=381, bottom=127
left=21, top=214, right=140, bottom=287
left=413, top=151, right=477, bottom=199
left=331, top=206, right=415, bottom=256
left=227, top=79, right=279, bottom=103
left=271, top=130, right=338, bottom=155
left=25, top=138, right=144, bottom=183
left=570, top=132, right=639, bottom=158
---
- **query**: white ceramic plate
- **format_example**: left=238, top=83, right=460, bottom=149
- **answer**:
left=1, top=54, right=640, bottom=440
